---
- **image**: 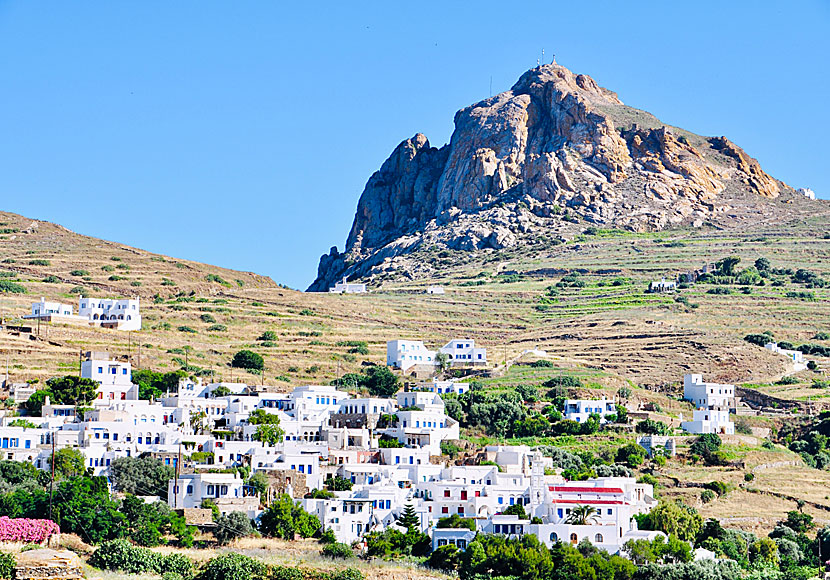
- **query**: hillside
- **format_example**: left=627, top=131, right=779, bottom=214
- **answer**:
left=1, top=209, right=830, bottom=392
left=309, top=62, right=823, bottom=291
left=4, top=209, right=830, bottom=530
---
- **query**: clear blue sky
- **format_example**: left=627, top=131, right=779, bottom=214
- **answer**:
left=1, top=1, right=827, bottom=289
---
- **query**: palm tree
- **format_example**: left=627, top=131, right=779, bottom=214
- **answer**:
left=564, top=505, right=599, bottom=525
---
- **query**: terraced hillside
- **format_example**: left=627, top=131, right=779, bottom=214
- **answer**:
left=1, top=209, right=830, bottom=394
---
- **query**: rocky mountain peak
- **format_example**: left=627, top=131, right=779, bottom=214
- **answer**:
left=309, top=63, right=803, bottom=291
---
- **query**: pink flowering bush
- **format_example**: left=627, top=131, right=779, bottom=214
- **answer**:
left=0, top=517, right=60, bottom=543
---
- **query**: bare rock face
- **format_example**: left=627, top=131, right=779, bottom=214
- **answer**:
left=309, top=63, right=797, bottom=291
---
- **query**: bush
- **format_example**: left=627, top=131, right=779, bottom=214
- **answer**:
left=0, top=281, right=26, bottom=294
left=214, top=511, right=254, bottom=545
left=258, top=331, right=278, bottom=342
left=0, top=553, right=14, bottom=580
left=177, top=326, right=197, bottom=333
left=199, top=314, right=216, bottom=324
left=321, top=542, right=354, bottom=559
left=636, top=419, right=672, bottom=435
left=208, top=324, right=227, bottom=332
left=28, top=259, right=49, bottom=266
left=89, top=539, right=164, bottom=574
left=70, top=270, right=89, bottom=277
left=195, top=554, right=266, bottom=580
left=700, top=489, right=716, bottom=504
left=232, top=350, right=264, bottom=371
left=530, top=360, right=554, bottom=368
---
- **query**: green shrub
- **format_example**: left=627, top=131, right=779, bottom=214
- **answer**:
left=258, top=331, right=279, bottom=342
left=744, top=472, right=755, bottom=482
left=299, top=308, right=314, bottom=316
left=89, top=539, right=163, bottom=574
left=101, top=265, right=115, bottom=272
left=0, top=281, right=26, bottom=294
left=329, top=569, right=363, bottom=580
left=204, top=274, right=231, bottom=287
left=0, top=553, right=15, bottom=580
left=28, top=259, right=50, bottom=266
left=200, top=314, right=216, bottom=324
left=195, top=554, right=266, bottom=580
left=214, top=511, right=254, bottom=545
left=232, top=350, right=264, bottom=371
left=70, top=270, right=89, bottom=277
left=530, top=360, right=554, bottom=368
left=208, top=324, right=227, bottom=332
left=321, top=542, right=354, bottom=559
left=700, top=489, right=716, bottom=504
left=178, top=326, right=197, bottom=333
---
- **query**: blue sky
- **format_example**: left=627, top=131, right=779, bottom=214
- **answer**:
left=1, top=1, right=827, bottom=289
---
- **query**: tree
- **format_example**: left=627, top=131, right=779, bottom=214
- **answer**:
left=565, top=505, right=599, bottom=525
left=25, top=390, right=53, bottom=416
left=211, top=385, right=232, bottom=398
left=615, top=443, right=645, bottom=468
left=248, top=409, right=281, bottom=425
left=428, top=544, right=460, bottom=572
left=324, top=476, right=353, bottom=491
left=396, top=503, right=419, bottom=529
left=214, top=511, right=254, bottom=545
left=45, top=376, right=98, bottom=407
left=231, top=350, right=264, bottom=371
left=252, top=423, right=284, bottom=446
left=502, top=504, right=528, bottom=519
left=435, top=352, right=450, bottom=373
left=110, top=456, right=175, bottom=499
left=755, top=257, right=771, bottom=272
left=131, top=369, right=186, bottom=400
left=258, top=494, right=320, bottom=539
left=690, top=433, right=722, bottom=463
left=515, top=383, right=538, bottom=403
left=363, top=366, right=399, bottom=397
left=716, top=256, right=741, bottom=276
left=49, top=448, right=86, bottom=478
left=247, top=472, right=268, bottom=497
left=642, top=500, right=703, bottom=542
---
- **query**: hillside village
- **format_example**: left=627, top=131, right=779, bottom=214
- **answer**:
left=2, top=271, right=830, bottom=577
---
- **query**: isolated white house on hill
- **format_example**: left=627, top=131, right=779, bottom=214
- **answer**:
left=79, top=296, right=141, bottom=331
left=563, top=398, right=617, bottom=424
left=765, top=342, right=807, bottom=371
left=681, top=374, right=735, bottom=435
left=329, top=277, right=367, bottom=294
left=387, top=339, right=487, bottom=371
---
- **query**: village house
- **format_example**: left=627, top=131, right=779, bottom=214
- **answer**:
left=78, top=295, right=141, bottom=331
left=328, top=277, right=367, bottom=294
left=563, top=398, right=617, bottom=424
left=765, top=342, right=808, bottom=371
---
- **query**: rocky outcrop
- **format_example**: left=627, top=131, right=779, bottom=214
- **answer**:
left=309, top=63, right=798, bottom=291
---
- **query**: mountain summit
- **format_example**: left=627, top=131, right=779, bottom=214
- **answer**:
left=309, top=63, right=807, bottom=291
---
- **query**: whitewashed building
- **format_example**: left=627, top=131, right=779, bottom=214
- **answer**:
left=683, top=374, right=734, bottom=409
left=25, top=298, right=74, bottom=318
left=81, top=352, right=139, bottom=404
left=78, top=296, right=141, bottom=331
left=563, top=398, right=617, bottom=424
left=329, top=277, right=367, bottom=294
left=765, top=342, right=807, bottom=371
left=387, top=340, right=436, bottom=370
left=439, top=339, right=487, bottom=366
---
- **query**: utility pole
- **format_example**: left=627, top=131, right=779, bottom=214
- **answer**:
left=48, top=433, right=55, bottom=521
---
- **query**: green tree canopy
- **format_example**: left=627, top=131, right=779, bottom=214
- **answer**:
left=131, top=369, right=186, bottom=400
left=49, top=448, right=86, bottom=478
left=396, top=504, right=420, bottom=529
left=45, top=376, right=98, bottom=407
left=110, top=455, right=175, bottom=499
left=258, top=494, right=319, bottom=539
left=231, top=350, right=264, bottom=371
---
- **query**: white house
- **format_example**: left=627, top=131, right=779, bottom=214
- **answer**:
left=426, top=286, right=445, bottom=295
left=798, top=187, right=816, bottom=200
left=25, top=298, right=73, bottom=319
left=81, top=352, right=139, bottom=404
left=78, top=296, right=141, bottom=331
left=439, top=340, right=487, bottom=367
left=648, top=278, right=676, bottom=293
left=329, top=277, right=367, bottom=294
left=167, top=472, right=259, bottom=518
left=563, top=398, right=617, bottom=424
left=765, top=342, right=807, bottom=371
left=387, top=340, right=436, bottom=371
left=681, top=408, right=734, bottom=435
left=418, top=380, right=468, bottom=395
left=683, top=374, right=734, bottom=410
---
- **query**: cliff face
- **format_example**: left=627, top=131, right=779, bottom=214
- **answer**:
left=309, top=63, right=798, bottom=291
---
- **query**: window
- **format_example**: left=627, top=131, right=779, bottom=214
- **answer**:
left=595, top=534, right=604, bottom=543
left=444, top=490, right=450, bottom=498
left=441, top=507, right=448, bottom=514
left=550, top=532, right=558, bottom=542
left=570, top=533, right=577, bottom=544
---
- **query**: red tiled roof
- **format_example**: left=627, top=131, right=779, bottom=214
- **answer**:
left=548, top=486, right=623, bottom=494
